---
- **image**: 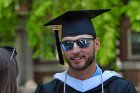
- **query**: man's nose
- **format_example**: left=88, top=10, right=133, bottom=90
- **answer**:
left=72, top=42, right=80, bottom=54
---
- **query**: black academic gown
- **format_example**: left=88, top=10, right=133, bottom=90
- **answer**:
left=35, top=76, right=137, bottom=93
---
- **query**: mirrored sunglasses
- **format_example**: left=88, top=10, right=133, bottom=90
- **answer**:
left=61, top=38, right=94, bottom=51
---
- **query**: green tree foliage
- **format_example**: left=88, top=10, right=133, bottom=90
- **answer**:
left=122, top=0, right=140, bottom=32
left=0, top=0, right=140, bottom=69
left=0, top=0, right=17, bottom=45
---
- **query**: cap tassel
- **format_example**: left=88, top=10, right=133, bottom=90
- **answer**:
left=53, top=26, right=64, bottom=65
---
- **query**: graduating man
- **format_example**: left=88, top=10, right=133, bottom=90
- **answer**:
left=35, top=9, right=137, bottom=93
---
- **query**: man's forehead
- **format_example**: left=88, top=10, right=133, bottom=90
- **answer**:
left=62, top=34, right=93, bottom=41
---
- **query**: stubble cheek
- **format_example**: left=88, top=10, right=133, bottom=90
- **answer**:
left=63, top=53, right=71, bottom=62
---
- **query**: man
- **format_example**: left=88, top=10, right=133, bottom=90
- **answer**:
left=35, top=9, right=137, bottom=93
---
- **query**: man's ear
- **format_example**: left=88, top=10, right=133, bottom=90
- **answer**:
left=94, top=38, right=100, bottom=51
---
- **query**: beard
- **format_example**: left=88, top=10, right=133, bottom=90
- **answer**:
left=65, top=52, right=95, bottom=71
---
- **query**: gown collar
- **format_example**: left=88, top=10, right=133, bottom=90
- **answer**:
left=54, top=65, right=121, bottom=92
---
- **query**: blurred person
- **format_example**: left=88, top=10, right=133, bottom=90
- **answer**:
left=0, top=46, right=19, bottom=93
left=35, top=9, right=137, bottom=93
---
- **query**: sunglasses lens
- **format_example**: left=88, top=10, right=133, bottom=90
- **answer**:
left=77, top=38, right=90, bottom=48
left=61, top=38, right=92, bottom=51
left=61, top=41, right=73, bottom=51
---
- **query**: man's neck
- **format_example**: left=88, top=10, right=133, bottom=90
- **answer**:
left=68, top=62, right=96, bottom=80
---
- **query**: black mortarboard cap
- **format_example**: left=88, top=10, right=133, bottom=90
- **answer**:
left=44, top=9, right=111, bottom=65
